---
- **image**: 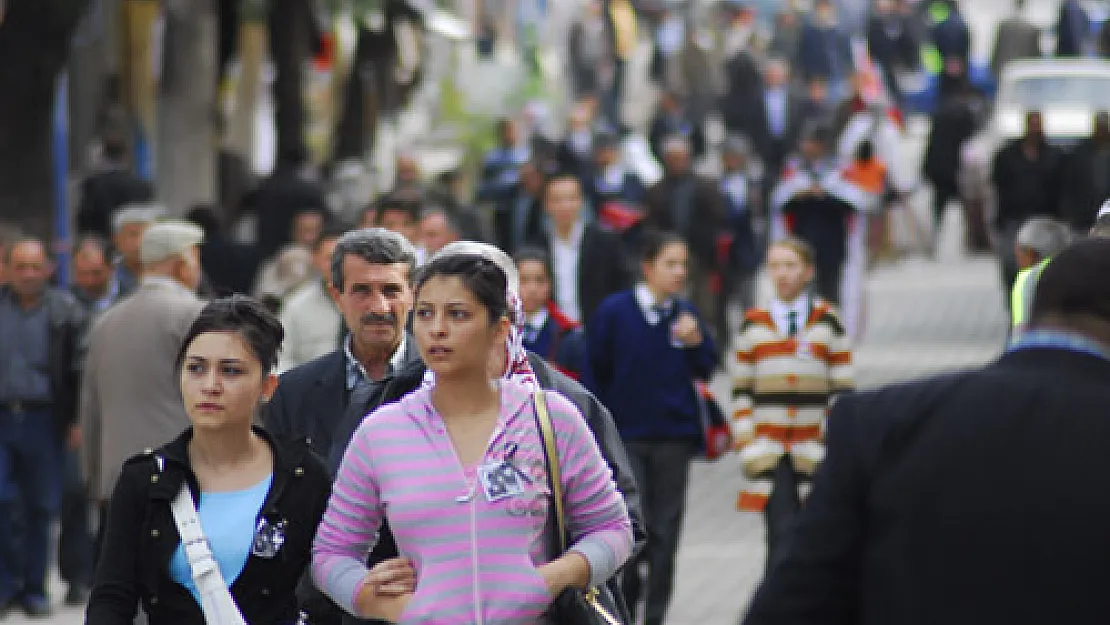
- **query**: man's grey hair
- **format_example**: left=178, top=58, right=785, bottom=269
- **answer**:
left=112, top=202, right=164, bottom=233
left=432, top=240, right=520, bottom=294
left=330, top=227, right=419, bottom=292
left=1016, top=217, right=1073, bottom=259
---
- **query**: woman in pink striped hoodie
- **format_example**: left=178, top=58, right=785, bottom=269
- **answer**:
left=312, top=252, right=633, bottom=624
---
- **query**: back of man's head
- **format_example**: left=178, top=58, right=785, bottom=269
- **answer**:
left=1016, top=217, right=1072, bottom=261
left=1029, top=238, right=1110, bottom=339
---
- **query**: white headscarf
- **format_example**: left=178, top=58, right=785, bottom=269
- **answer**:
left=421, top=241, right=539, bottom=389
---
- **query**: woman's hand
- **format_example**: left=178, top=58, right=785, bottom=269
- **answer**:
left=537, top=552, right=591, bottom=599
left=671, top=312, right=703, bottom=347
left=355, top=558, right=417, bottom=620
left=368, top=557, right=417, bottom=596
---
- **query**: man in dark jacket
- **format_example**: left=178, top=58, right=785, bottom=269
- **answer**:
left=645, top=135, right=726, bottom=333
left=930, top=0, right=971, bottom=70
left=796, top=0, right=853, bottom=100
left=866, top=0, right=920, bottom=105
left=1056, top=0, right=1090, bottom=57
left=0, top=238, right=86, bottom=616
left=526, top=171, right=634, bottom=325
left=991, top=110, right=1064, bottom=301
left=75, top=135, right=155, bottom=240
left=254, top=146, right=328, bottom=263
left=924, top=77, right=987, bottom=253
left=740, top=57, right=806, bottom=198
left=265, top=232, right=645, bottom=625
left=1061, top=112, right=1110, bottom=234
left=744, top=238, right=1110, bottom=625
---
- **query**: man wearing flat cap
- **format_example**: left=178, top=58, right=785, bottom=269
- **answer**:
left=110, top=203, right=163, bottom=299
left=79, top=220, right=205, bottom=542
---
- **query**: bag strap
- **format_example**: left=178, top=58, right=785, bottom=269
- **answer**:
left=162, top=457, right=248, bottom=625
left=533, top=390, right=568, bottom=553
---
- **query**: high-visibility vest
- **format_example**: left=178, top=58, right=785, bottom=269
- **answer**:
left=1011, top=257, right=1052, bottom=331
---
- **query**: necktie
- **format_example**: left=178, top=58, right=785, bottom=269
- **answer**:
left=787, top=310, right=798, bottom=337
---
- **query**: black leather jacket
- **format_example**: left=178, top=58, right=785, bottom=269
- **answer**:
left=86, top=427, right=331, bottom=625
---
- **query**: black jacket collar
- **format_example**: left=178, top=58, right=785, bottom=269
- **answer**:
left=141, top=425, right=312, bottom=517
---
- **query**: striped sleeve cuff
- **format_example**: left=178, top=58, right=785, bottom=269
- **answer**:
left=571, top=535, right=622, bottom=587
left=314, top=556, right=369, bottom=616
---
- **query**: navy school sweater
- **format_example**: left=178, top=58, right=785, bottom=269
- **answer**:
left=586, top=290, right=719, bottom=442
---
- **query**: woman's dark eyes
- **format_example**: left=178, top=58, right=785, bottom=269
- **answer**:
left=185, top=363, right=244, bottom=376
left=415, top=309, right=469, bottom=319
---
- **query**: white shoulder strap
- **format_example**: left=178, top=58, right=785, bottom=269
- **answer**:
left=166, top=462, right=248, bottom=625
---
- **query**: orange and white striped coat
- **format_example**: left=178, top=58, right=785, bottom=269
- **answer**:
left=729, top=300, right=854, bottom=511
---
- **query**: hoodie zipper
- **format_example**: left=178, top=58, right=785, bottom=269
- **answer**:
left=448, top=421, right=505, bottom=625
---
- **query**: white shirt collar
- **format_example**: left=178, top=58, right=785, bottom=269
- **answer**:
left=552, top=219, right=585, bottom=246
left=634, top=283, right=674, bottom=325
left=769, top=294, right=809, bottom=336
left=525, top=308, right=549, bottom=329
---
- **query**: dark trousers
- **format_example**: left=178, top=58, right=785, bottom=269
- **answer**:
left=764, top=456, right=802, bottom=573
left=0, top=408, right=62, bottom=600
left=59, top=449, right=94, bottom=587
left=621, top=440, right=696, bottom=625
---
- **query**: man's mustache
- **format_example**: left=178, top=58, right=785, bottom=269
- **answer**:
left=360, top=312, right=398, bottom=325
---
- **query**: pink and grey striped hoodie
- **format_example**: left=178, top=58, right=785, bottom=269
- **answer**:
left=311, top=378, right=633, bottom=624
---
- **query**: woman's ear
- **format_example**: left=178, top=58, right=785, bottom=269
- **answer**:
left=260, top=373, right=280, bottom=404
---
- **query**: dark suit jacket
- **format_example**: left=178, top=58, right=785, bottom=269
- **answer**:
left=1060, top=138, right=1110, bottom=231
left=75, top=169, right=155, bottom=239
left=526, top=224, right=634, bottom=324
left=644, top=174, right=725, bottom=269
left=492, top=191, right=544, bottom=256
left=264, top=351, right=346, bottom=460
left=745, top=347, right=1110, bottom=625
left=743, top=87, right=807, bottom=182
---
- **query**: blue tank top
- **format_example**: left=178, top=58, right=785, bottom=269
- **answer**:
left=168, top=474, right=273, bottom=604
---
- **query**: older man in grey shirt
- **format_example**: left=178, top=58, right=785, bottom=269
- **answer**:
left=0, top=238, right=86, bottom=617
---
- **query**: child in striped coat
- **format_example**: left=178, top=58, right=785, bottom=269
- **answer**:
left=729, top=237, right=854, bottom=571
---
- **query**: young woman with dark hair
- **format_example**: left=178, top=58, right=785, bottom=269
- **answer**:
left=586, top=230, right=719, bottom=625
left=86, top=296, right=362, bottom=624
left=312, top=254, right=633, bottom=624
